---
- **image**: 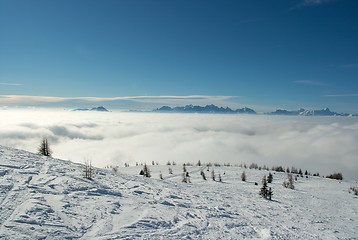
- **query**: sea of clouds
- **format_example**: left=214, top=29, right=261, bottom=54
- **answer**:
left=1, top=109, right=357, bottom=181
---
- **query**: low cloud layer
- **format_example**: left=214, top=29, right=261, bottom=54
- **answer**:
left=1, top=109, right=357, bottom=181
left=0, top=95, right=239, bottom=110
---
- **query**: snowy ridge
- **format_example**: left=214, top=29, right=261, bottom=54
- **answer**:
left=269, top=108, right=357, bottom=117
left=155, top=104, right=256, bottom=114
left=154, top=104, right=357, bottom=116
left=0, top=145, right=357, bottom=239
left=73, top=106, right=109, bottom=112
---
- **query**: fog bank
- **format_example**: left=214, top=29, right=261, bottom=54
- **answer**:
left=1, top=109, right=357, bottom=181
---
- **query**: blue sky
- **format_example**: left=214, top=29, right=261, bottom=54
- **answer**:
left=0, top=0, right=358, bottom=112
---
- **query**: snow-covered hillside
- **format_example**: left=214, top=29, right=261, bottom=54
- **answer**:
left=0, top=146, right=357, bottom=239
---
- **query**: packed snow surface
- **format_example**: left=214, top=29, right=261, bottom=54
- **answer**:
left=0, top=146, right=357, bottom=239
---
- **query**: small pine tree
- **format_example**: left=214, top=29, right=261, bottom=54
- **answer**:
left=290, top=175, right=295, bottom=188
left=84, top=160, right=95, bottom=180
left=182, top=172, right=187, bottom=183
left=182, top=172, right=190, bottom=183
left=200, top=170, right=207, bottom=180
left=241, top=171, right=246, bottom=182
left=143, top=164, right=151, bottom=178
left=112, top=166, right=119, bottom=172
left=267, top=187, right=273, bottom=200
left=260, top=175, right=268, bottom=198
left=326, top=172, right=343, bottom=180
left=259, top=175, right=272, bottom=200
left=38, top=138, right=52, bottom=157
left=283, top=174, right=295, bottom=189
left=267, top=172, right=273, bottom=183
left=349, top=186, right=357, bottom=196
left=211, top=170, right=215, bottom=181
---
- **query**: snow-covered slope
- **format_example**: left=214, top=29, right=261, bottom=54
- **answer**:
left=0, top=146, right=357, bottom=239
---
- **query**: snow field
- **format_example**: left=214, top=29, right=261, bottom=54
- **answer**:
left=0, top=146, right=357, bottom=239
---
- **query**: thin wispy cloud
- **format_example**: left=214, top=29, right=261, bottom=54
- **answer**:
left=293, top=80, right=329, bottom=87
left=303, top=0, right=334, bottom=6
left=0, top=95, right=237, bottom=102
left=342, top=63, right=358, bottom=68
left=0, top=95, right=240, bottom=109
left=291, top=0, right=335, bottom=10
left=323, top=93, right=358, bottom=97
left=0, top=82, right=23, bottom=86
left=0, top=95, right=66, bottom=103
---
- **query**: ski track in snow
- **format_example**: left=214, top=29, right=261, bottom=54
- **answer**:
left=0, top=146, right=357, bottom=239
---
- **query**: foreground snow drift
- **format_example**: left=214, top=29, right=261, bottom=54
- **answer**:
left=0, top=146, right=357, bottom=239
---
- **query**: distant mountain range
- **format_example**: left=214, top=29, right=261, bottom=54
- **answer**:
left=269, top=108, right=357, bottom=117
left=155, top=104, right=357, bottom=117
left=73, top=106, right=109, bottom=112
left=70, top=105, right=356, bottom=117
left=155, top=104, right=256, bottom=114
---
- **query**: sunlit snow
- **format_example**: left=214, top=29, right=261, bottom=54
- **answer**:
left=0, top=146, right=357, bottom=239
